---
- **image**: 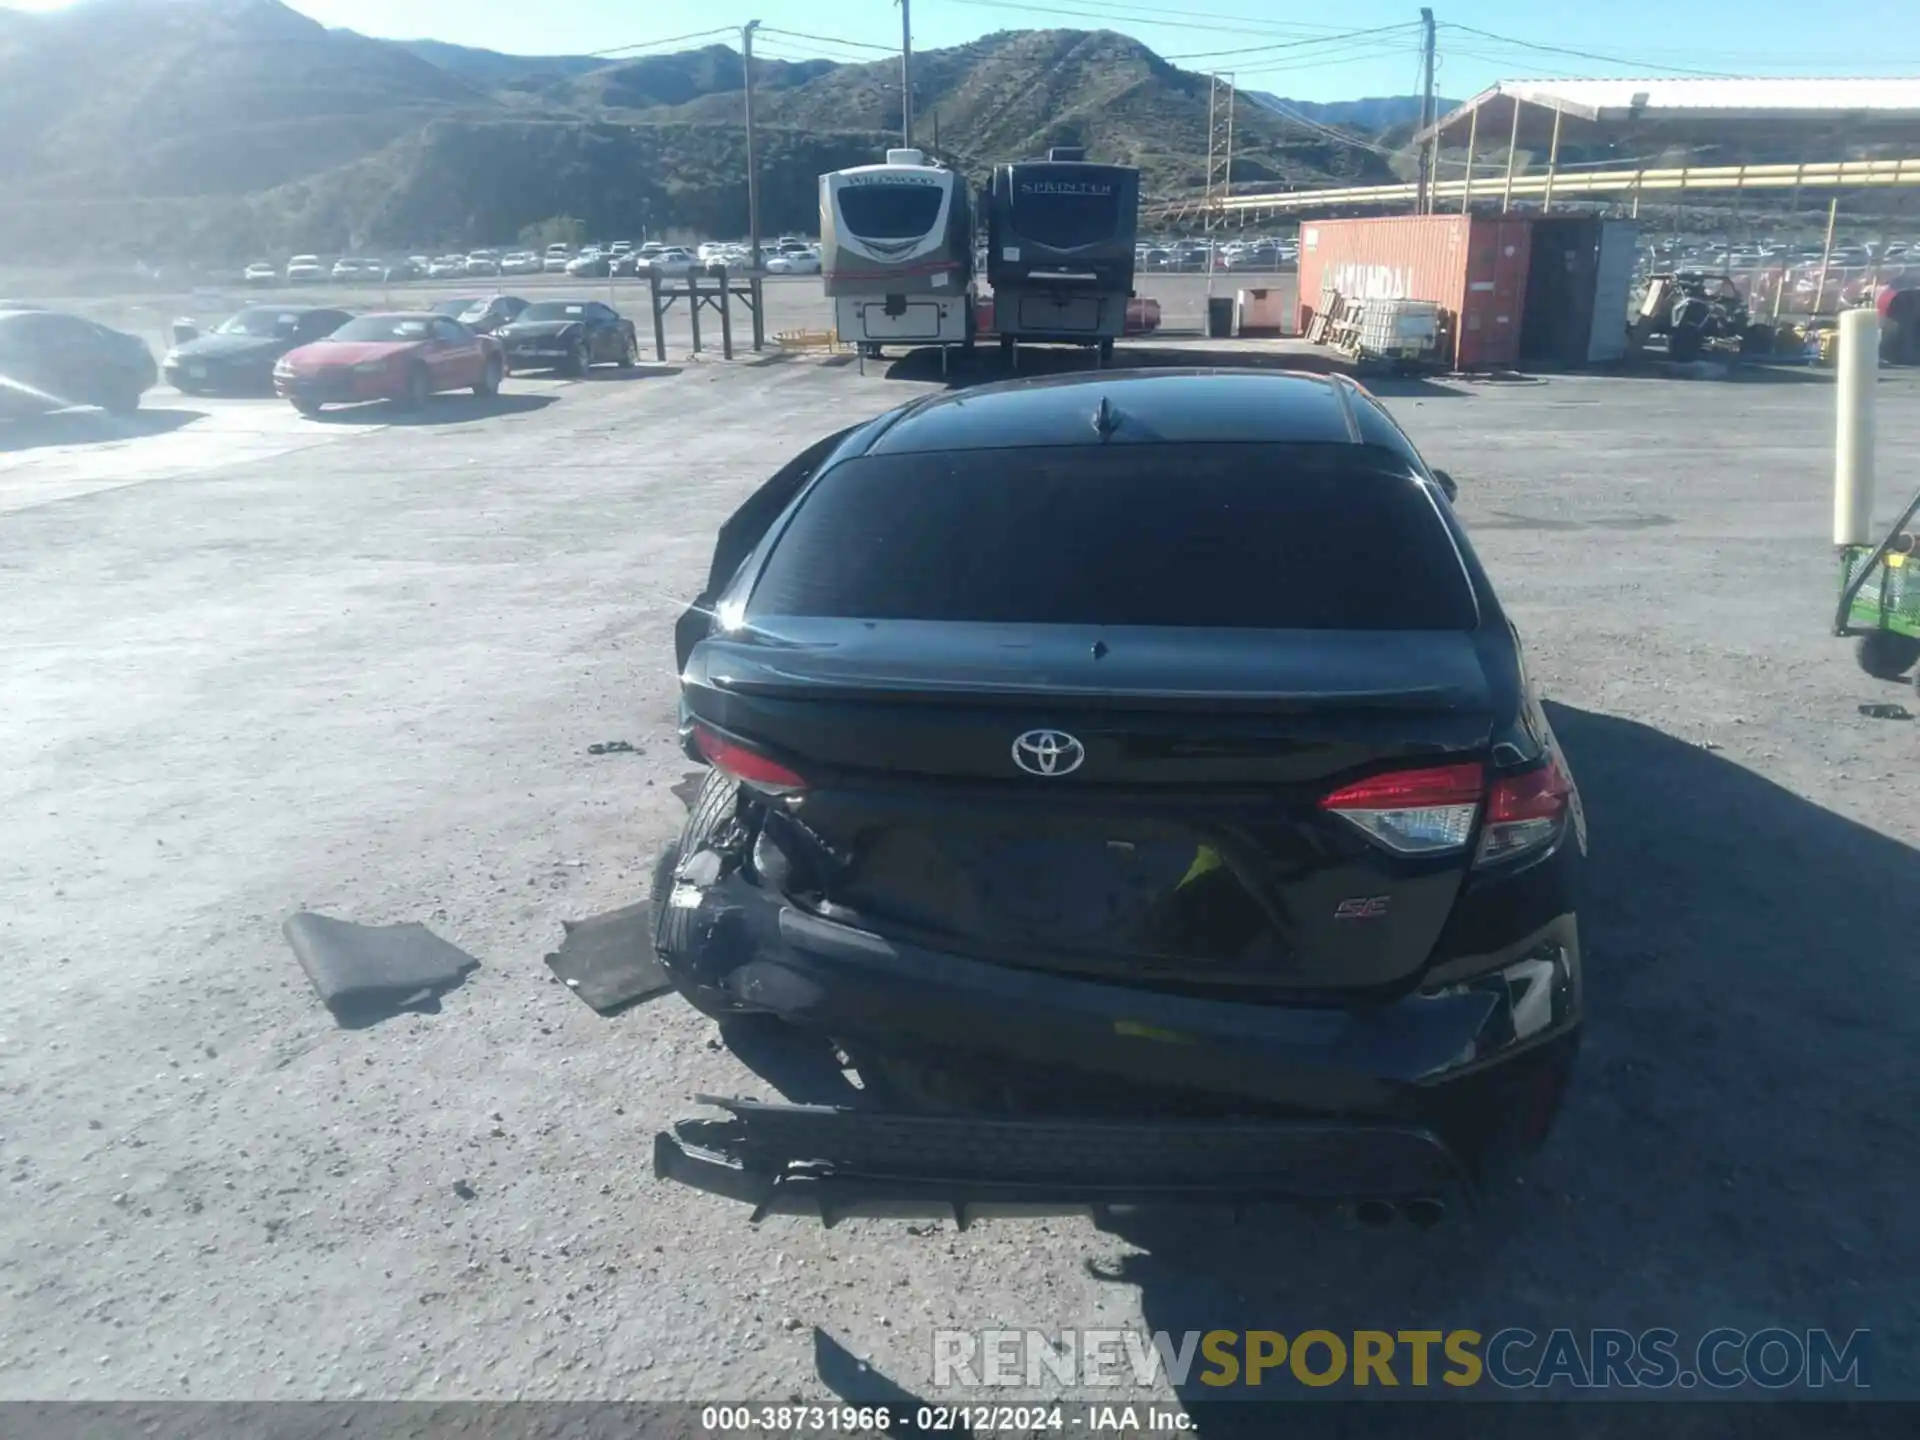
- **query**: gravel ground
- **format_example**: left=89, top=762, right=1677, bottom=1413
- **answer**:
left=2, top=344, right=1918, bottom=1416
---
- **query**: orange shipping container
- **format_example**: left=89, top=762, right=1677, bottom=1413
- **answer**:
left=1297, top=214, right=1533, bottom=370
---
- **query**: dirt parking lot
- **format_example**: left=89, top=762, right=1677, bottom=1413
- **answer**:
left=2, top=344, right=1918, bottom=1416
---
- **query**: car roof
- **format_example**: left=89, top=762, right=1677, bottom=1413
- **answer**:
left=856, top=369, right=1367, bottom=455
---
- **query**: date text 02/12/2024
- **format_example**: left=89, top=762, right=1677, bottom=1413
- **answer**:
left=697, top=1404, right=1171, bottom=1434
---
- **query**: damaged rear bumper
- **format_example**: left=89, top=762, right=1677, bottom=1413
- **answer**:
left=654, top=1098, right=1469, bottom=1226
left=655, top=866, right=1581, bottom=1216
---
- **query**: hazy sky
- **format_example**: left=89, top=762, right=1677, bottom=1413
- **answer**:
left=8, top=0, right=1916, bottom=100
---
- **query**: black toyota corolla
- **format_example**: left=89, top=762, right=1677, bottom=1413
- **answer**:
left=653, top=368, right=1586, bottom=1226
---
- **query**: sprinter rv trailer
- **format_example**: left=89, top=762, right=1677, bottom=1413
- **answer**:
left=819, top=149, right=976, bottom=371
left=986, top=148, right=1140, bottom=366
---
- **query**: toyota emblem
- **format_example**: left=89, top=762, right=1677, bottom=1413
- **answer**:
left=1012, top=729, right=1086, bottom=777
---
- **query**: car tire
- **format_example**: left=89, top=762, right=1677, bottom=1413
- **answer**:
left=292, top=399, right=323, bottom=417
left=101, top=381, right=142, bottom=415
left=474, top=356, right=502, bottom=397
left=618, top=332, right=636, bottom=368
left=400, top=365, right=429, bottom=411
left=1857, top=629, right=1920, bottom=680
left=654, top=769, right=751, bottom=1012
left=567, top=340, right=589, bottom=378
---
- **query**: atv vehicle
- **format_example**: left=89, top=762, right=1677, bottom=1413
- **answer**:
left=1632, top=271, right=1771, bottom=362
left=1837, top=483, right=1920, bottom=685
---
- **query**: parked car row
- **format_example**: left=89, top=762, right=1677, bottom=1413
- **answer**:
left=241, top=238, right=825, bottom=286
left=565, top=242, right=700, bottom=278
left=1132, top=236, right=1300, bottom=273
left=0, top=293, right=643, bottom=421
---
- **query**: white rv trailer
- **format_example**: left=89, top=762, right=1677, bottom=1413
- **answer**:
left=819, top=149, right=976, bottom=368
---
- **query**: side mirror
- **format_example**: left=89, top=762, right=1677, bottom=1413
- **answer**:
left=1431, top=469, right=1458, bottom=502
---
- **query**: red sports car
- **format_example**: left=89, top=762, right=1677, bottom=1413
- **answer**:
left=273, top=312, right=505, bottom=415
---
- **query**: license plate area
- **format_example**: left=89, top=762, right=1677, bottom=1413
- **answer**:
left=1017, top=295, right=1104, bottom=332
left=858, top=301, right=944, bottom=339
left=840, top=817, right=1286, bottom=967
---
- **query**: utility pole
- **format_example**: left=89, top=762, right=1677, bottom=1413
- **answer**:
left=742, top=19, right=761, bottom=271
left=897, top=0, right=914, bottom=148
left=1203, top=72, right=1236, bottom=302
left=1416, top=8, right=1437, bottom=215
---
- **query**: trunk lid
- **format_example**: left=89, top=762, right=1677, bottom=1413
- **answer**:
left=687, top=620, right=1494, bottom=994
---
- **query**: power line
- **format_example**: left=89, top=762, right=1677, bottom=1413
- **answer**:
left=938, top=0, right=1412, bottom=44
left=1216, top=37, right=1428, bottom=85
left=1165, top=23, right=1421, bottom=63
left=1438, top=23, right=1738, bottom=78
left=1251, top=97, right=1404, bottom=157
left=752, top=37, right=875, bottom=66
left=760, top=26, right=896, bottom=55
left=585, top=27, right=736, bottom=59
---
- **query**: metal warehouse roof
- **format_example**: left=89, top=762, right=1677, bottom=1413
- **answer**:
left=1421, top=76, right=1920, bottom=149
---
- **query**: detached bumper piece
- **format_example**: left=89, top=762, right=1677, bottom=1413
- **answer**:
left=654, top=1097, right=1470, bottom=1226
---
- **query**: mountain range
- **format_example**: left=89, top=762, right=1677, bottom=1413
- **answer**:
left=0, top=0, right=1426, bottom=261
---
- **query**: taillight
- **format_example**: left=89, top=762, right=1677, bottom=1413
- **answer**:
left=1320, top=762, right=1484, bottom=856
left=692, top=724, right=806, bottom=796
left=1475, top=758, right=1572, bottom=867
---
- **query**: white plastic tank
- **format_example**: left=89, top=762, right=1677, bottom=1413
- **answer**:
left=885, top=149, right=929, bottom=166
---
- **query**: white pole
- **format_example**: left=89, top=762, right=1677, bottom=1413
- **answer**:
left=1833, top=306, right=1880, bottom=546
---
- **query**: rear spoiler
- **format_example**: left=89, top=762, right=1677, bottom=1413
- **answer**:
left=675, top=425, right=857, bottom=673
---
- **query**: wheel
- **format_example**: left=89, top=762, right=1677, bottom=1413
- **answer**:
left=617, top=332, right=636, bottom=368
left=654, top=769, right=749, bottom=1013
left=567, top=340, right=589, bottom=377
left=1668, top=323, right=1705, bottom=363
left=291, top=399, right=323, bottom=417
left=1740, top=323, right=1775, bottom=357
left=1098, top=338, right=1115, bottom=364
left=648, top=840, right=681, bottom=961
left=100, top=381, right=141, bottom=415
left=1858, top=629, right=1920, bottom=680
left=399, top=365, right=429, bottom=411
left=860, top=342, right=884, bottom=360
left=473, top=355, right=502, bottom=397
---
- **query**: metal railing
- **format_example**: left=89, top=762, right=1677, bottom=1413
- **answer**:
left=1153, top=156, right=1920, bottom=223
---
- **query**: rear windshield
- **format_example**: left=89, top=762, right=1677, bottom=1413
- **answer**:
left=518, top=302, right=588, bottom=321
left=747, top=444, right=1476, bottom=631
left=327, top=316, right=432, bottom=342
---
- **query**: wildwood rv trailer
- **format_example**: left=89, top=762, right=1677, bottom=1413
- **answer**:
left=819, top=149, right=976, bottom=367
left=986, top=148, right=1140, bottom=366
